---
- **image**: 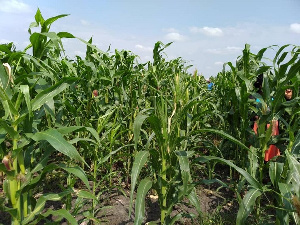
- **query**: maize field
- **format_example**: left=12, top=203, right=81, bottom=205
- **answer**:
left=0, top=9, right=299, bottom=225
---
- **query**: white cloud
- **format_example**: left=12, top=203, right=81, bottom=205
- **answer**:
left=162, top=28, right=178, bottom=33
left=80, top=20, right=90, bottom=26
left=189, top=27, right=201, bottom=33
left=190, top=26, right=223, bottom=37
left=226, top=46, right=243, bottom=52
left=290, top=23, right=300, bottom=34
left=0, top=39, right=12, bottom=44
left=135, top=44, right=152, bottom=52
left=165, top=32, right=186, bottom=41
left=0, top=0, right=31, bottom=13
left=214, top=61, right=224, bottom=65
left=74, top=50, right=85, bottom=57
left=205, top=46, right=242, bottom=55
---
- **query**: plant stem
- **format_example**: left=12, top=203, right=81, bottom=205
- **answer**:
left=161, top=149, right=167, bottom=224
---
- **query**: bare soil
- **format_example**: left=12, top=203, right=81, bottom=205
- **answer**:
left=0, top=183, right=238, bottom=225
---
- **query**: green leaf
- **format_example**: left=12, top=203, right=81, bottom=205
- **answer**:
left=176, top=151, right=192, bottom=194
left=286, top=151, right=300, bottom=194
left=133, top=112, right=149, bottom=149
left=31, top=129, right=85, bottom=164
left=195, top=129, right=252, bottom=152
left=35, top=8, right=45, bottom=25
left=42, top=14, right=69, bottom=32
left=130, top=151, right=149, bottom=215
left=187, top=188, right=201, bottom=215
left=0, top=118, right=18, bottom=139
left=59, top=164, right=90, bottom=190
left=57, top=126, right=100, bottom=144
left=98, top=144, right=133, bottom=164
left=292, top=131, right=300, bottom=156
left=269, top=162, right=284, bottom=187
left=197, top=156, right=262, bottom=189
left=236, top=188, right=262, bottom=225
left=42, top=209, right=77, bottom=225
left=134, top=178, right=152, bottom=225
left=75, top=190, right=97, bottom=201
left=57, top=31, right=75, bottom=39
left=277, top=183, right=297, bottom=224
left=248, top=146, right=258, bottom=179
left=0, top=61, right=12, bottom=96
left=31, top=77, right=77, bottom=111
left=20, top=85, right=32, bottom=116
left=23, top=189, right=73, bottom=224
left=0, top=86, right=18, bottom=117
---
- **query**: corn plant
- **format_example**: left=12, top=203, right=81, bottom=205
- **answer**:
left=0, top=10, right=100, bottom=224
left=196, top=44, right=300, bottom=224
left=129, top=42, right=202, bottom=225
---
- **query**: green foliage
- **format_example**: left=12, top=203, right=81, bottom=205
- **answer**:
left=0, top=7, right=299, bottom=225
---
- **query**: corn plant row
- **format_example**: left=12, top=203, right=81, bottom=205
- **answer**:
left=0, top=9, right=299, bottom=225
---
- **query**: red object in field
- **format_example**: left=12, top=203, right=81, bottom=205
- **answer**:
left=93, top=90, right=98, bottom=97
left=253, top=120, right=280, bottom=161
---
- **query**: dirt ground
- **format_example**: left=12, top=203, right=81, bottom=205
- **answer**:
left=0, top=183, right=237, bottom=225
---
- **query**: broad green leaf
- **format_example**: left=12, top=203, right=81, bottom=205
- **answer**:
left=195, top=129, right=252, bottom=152
left=236, top=188, right=262, bottom=225
left=292, top=131, right=300, bottom=156
left=286, top=151, right=300, bottom=195
left=20, top=85, right=32, bottom=116
left=42, top=209, right=77, bottom=225
left=0, top=119, right=18, bottom=139
left=187, top=188, right=201, bottom=215
left=23, top=189, right=73, bottom=224
left=0, top=86, right=18, bottom=117
left=31, top=129, right=85, bottom=163
left=130, top=151, right=149, bottom=215
left=57, top=126, right=100, bottom=144
left=43, top=14, right=69, bottom=32
left=248, top=146, right=258, bottom=179
left=133, top=112, right=149, bottom=149
left=269, top=162, right=284, bottom=187
left=0, top=61, right=12, bottom=96
left=34, top=8, right=45, bottom=25
left=176, top=151, right=192, bottom=194
left=98, top=144, right=133, bottom=164
left=59, top=164, right=90, bottom=190
left=197, top=156, right=262, bottom=189
left=76, top=190, right=97, bottom=201
left=31, top=77, right=77, bottom=111
left=57, top=31, right=75, bottom=39
left=134, top=178, right=152, bottom=225
left=169, top=213, right=183, bottom=225
left=277, top=183, right=298, bottom=224
left=147, top=115, right=164, bottom=145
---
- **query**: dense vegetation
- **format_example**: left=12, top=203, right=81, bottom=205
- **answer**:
left=0, top=9, right=299, bottom=225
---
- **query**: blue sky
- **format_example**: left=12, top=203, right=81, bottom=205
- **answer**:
left=0, top=0, right=299, bottom=77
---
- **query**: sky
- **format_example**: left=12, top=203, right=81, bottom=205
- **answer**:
left=0, top=0, right=300, bottom=78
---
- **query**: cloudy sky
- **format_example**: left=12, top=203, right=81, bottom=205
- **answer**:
left=0, top=0, right=299, bottom=77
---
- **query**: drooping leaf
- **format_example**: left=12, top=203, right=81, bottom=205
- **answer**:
left=42, top=209, right=77, bottom=225
left=31, top=129, right=85, bottom=163
left=133, top=112, right=149, bottom=149
left=236, top=188, right=262, bottom=225
left=22, top=189, right=73, bottom=224
left=197, top=156, right=262, bottom=189
left=59, top=164, right=90, bottom=190
left=130, top=151, right=149, bottom=215
left=269, top=162, right=284, bottom=187
left=134, top=178, right=152, bottom=225
left=75, top=190, right=97, bottom=201
left=31, top=77, right=77, bottom=111
left=20, top=85, right=32, bottom=116
left=195, top=129, right=252, bottom=152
